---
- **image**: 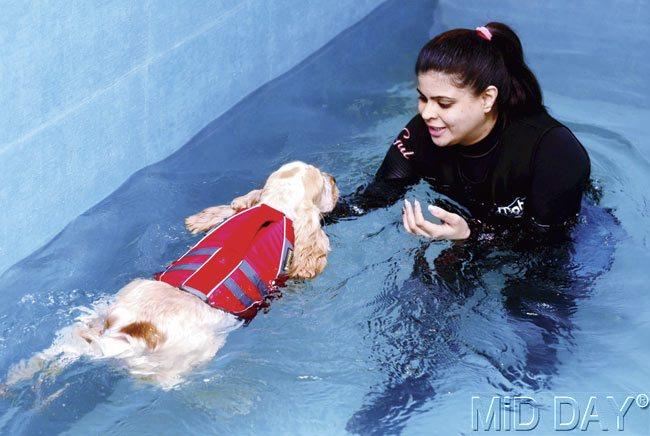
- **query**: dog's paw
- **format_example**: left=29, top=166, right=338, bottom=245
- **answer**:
left=231, top=189, right=262, bottom=210
left=185, top=206, right=236, bottom=234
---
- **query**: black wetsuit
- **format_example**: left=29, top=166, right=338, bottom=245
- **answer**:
left=330, top=110, right=591, bottom=238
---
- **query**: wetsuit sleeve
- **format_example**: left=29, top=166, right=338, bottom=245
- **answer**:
left=325, top=116, right=422, bottom=223
left=527, top=127, right=591, bottom=227
left=374, top=121, right=419, bottom=180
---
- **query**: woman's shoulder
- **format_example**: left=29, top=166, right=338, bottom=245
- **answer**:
left=506, top=109, right=563, bottom=135
left=533, top=125, right=591, bottom=180
left=495, top=110, right=590, bottom=187
left=505, top=110, right=589, bottom=161
left=532, top=110, right=590, bottom=164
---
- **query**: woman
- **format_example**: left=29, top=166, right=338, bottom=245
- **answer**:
left=339, top=24, right=606, bottom=434
left=333, top=22, right=590, bottom=241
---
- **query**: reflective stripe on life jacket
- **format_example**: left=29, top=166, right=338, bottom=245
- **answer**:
left=155, top=204, right=295, bottom=320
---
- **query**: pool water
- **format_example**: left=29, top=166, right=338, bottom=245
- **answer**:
left=1, top=1, right=649, bottom=434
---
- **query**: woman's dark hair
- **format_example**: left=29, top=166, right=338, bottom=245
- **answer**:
left=415, top=22, right=543, bottom=118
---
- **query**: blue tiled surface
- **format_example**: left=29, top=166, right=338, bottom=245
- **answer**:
left=0, top=0, right=384, bottom=274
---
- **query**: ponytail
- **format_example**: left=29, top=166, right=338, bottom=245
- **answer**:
left=415, top=22, right=543, bottom=118
left=484, top=22, right=543, bottom=117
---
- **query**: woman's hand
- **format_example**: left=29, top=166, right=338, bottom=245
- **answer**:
left=402, top=199, right=470, bottom=240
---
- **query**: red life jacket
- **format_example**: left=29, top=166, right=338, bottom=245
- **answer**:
left=155, top=204, right=295, bottom=320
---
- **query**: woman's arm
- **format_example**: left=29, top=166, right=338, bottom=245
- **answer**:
left=325, top=116, right=422, bottom=223
left=527, top=126, right=591, bottom=227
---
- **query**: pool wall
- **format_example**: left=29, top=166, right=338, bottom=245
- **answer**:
left=0, top=0, right=384, bottom=275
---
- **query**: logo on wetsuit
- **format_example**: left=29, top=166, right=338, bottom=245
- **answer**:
left=496, top=197, right=526, bottom=218
left=394, top=127, right=414, bottom=159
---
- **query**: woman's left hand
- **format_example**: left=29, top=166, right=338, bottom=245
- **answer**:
left=402, top=199, right=471, bottom=240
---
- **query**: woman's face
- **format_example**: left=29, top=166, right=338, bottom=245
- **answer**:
left=417, top=71, right=496, bottom=147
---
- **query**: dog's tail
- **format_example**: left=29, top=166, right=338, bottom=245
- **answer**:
left=78, top=308, right=166, bottom=359
left=4, top=300, right=165, bottom=387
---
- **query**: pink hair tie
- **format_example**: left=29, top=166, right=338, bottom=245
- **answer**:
left=476, top=26, right=492, bottom=41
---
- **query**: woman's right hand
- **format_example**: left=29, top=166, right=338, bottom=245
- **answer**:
left=402, top=199, right=470, bottom=240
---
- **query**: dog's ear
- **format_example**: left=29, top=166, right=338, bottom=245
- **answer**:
left=288, top=205, right=330, bottom=279
left=231, top=189, right=262, bottom=211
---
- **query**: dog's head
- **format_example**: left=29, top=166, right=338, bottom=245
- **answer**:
left=261, top=161, right=339, bottom=218
left=260, top=161, right=339, bottom=279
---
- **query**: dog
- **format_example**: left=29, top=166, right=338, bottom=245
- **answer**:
left=5, top=161, right=339, bottom=388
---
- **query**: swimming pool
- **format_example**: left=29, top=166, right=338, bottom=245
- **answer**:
left=1, top=1, right=649, bottom=434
